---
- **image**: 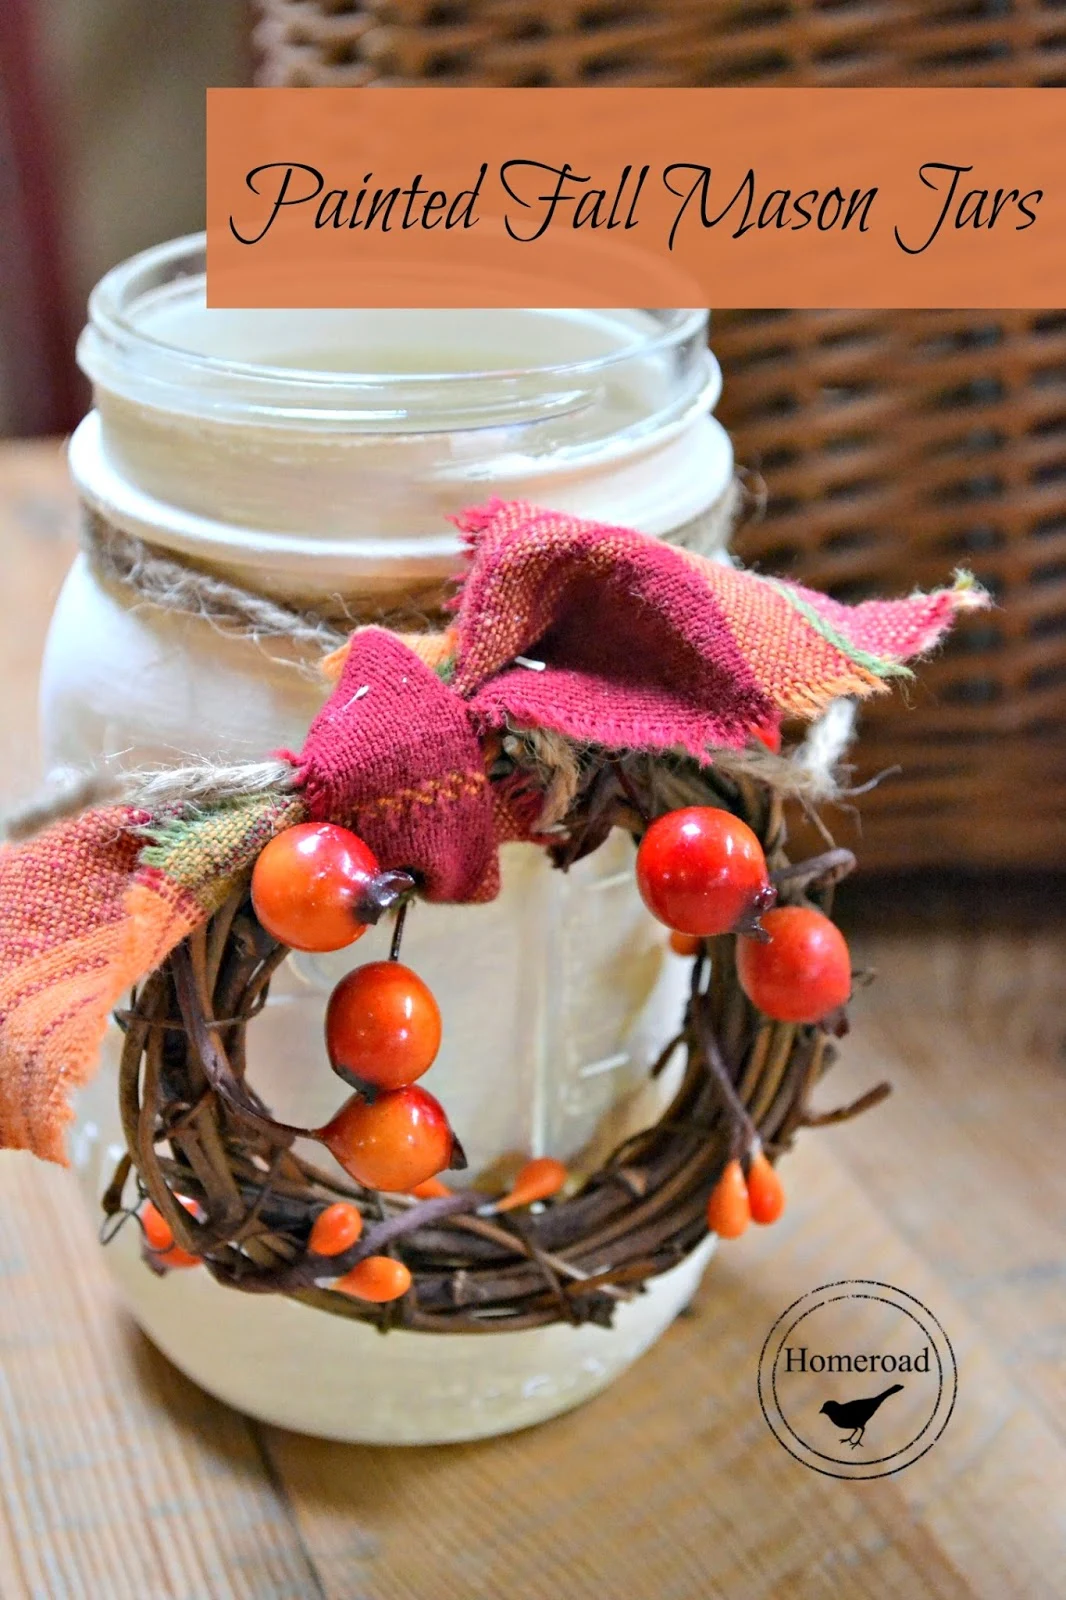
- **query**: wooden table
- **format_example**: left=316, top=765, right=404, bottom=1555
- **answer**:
left=1, top=439, right=1063, bottom=1600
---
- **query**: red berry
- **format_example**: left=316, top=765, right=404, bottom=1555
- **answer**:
left=319, top=1085, right=454, bottom=1193
left=668, top=930, right=702, bottom=958
left=737, top=905, right=851, bottom=1023
left=636, top=807, right=772, bottom=937
left=334, top=1256, right=412, bottom=1303
left=142, top=1196, right=200, bottom=1269
left=326, top=961, right=441, bottom=1091
left=251, top=823, right=379, bottom=953
left=746, top=1151, right=786, bottom=1225
left=308, top=1201, right=364, bottom=1257
left=751, top=721, right=782, bottom=754
left=707, top=1159, right=750, bottom=1239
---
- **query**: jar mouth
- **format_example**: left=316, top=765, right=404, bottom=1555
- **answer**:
left=80, top=233, right=714, bottom=431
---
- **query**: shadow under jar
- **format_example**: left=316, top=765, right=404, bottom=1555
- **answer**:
left=45, top=234, right=735, bottom=1443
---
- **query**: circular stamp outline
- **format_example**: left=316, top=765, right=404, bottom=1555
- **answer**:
left=757, top=1279, right=958, bottom=1480
left=771, top=1293, right=944, bottom=1468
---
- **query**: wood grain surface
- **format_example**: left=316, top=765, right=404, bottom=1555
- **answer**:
left=0, top=440, right=1063, bottom=1600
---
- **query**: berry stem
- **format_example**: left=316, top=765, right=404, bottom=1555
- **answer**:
left=329, top=1068, right=381, bottom=1102
left=449, top=1132, right=469, bottom=1171
left=354, top=869, right=417, bottom=927
left=389, top=899, right=409, bottom=962
left=730, top=881, right=777, bottom=940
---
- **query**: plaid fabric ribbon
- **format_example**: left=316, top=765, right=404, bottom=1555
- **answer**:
left=0, top=500, right=983, bottom=1162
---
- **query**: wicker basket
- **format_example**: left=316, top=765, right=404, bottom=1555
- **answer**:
left=253, top=1, right=1066, bottom=89
left=252, top=2, right=1066, bottom=871
left=717, top=309, right=1066, bottom=873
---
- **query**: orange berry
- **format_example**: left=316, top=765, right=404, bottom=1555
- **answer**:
left=410, top=1177, right=451, bottom=1199
left=668, top=930, right=702, bottom=958
left=334, top=1255, right=412, bottom=1303
left=251, top=822, right=379, bottom=953
left=160, top=1244, right=200, bottom=1271
left=319, top=1085, right=454, bottom=1193
left=636, top=807, right=772, bottom=938
left=326, top=961, right=442, bottom=1090
left=746, top=1150, right=786, bottom=1225
left=706, top=1158, right=751, bottom=1240
left=495, top=1156, right=568, bottom=1212
left=141, top=1197, right=200, bottom=1269
left=737, top=906, right=851, bottom=1024
left=308, top=1201, right=364, bottom=1257
left=142, top=1200, right=174, bottom=1253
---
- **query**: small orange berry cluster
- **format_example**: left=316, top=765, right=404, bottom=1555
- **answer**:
left=637, top=806, right=852, bottom=1025
left=306, top=1201, right=411, bottom=1301
left=248, top=820, right=463, bottom=1300
left=636, top=803, right=852, bottom=1245
left=707, top=1149, right=785, bottom=1240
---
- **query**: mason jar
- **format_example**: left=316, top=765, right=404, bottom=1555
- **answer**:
left=44, top=233, right=733, bottom=1443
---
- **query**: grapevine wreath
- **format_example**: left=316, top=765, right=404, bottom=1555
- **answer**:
left=0, top=500, right=983, bottom=1331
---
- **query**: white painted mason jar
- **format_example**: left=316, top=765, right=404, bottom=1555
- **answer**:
left=45, top=234, right=734, bottom=1444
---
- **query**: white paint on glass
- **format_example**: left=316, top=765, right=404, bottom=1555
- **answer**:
left=51, top=235, right=731, bottom=1443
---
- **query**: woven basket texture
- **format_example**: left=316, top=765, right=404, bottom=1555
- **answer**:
left=253, top=1, right=1066, bottom=89
left=252, top=2, right=1066, bottom=870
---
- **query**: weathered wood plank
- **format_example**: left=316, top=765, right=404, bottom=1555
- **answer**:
left=0, top=446, right=321, bottom=1599
left=262, top=982, right=1066, bottom=1600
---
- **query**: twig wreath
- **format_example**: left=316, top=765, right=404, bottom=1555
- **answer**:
left=0, top=500, right=984, bottom=1332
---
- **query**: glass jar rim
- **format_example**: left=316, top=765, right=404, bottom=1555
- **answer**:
left=85, top=232, right=709, bottom=395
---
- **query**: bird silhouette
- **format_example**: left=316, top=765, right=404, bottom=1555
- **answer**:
left=819, top=1383, right=904, bottom=1448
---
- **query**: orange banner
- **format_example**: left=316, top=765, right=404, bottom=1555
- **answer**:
left=206, top=88, right=1061, bottom=308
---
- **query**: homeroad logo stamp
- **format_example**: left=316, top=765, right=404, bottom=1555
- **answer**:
left=758, top=1280, right=957, bottom=1480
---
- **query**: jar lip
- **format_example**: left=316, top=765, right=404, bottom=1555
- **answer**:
left=86, top=232, right=709, bottom=392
